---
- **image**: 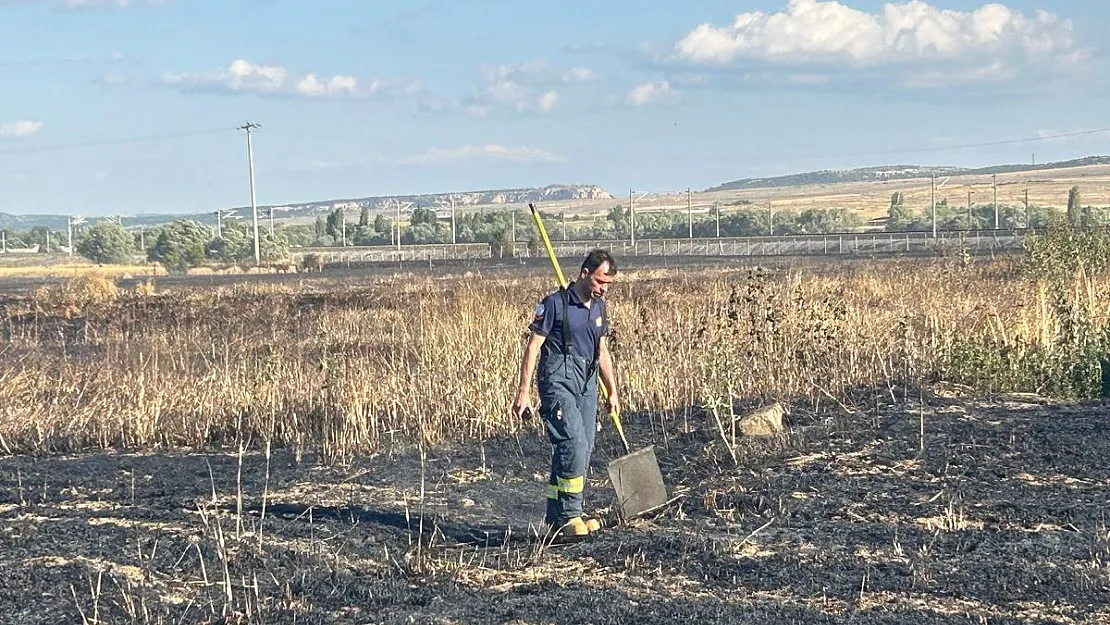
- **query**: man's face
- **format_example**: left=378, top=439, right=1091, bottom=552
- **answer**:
left=582, top=261, right=614, bottom=299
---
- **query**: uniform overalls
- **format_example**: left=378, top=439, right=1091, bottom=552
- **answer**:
left=529, top=283, right=608, bottom=526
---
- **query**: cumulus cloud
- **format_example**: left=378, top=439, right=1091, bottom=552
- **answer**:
left=670, top=0, right=1083, bottom=87
left=0, top=120, right=43, bottom=139
left=561, top=67, right=596, bottom=82
left=538, top=90, right=559, bottom=113
left=402, top=144, right=566, bottom=165
left=626, top=80, right=677, bottom=106
left=163, top=59, right=419, bottom=98
left=423, top=59, right=592, bottom=117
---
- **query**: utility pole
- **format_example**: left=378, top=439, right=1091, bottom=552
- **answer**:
left=687, top=188, right=693, bottom=239
left=629, top=189, right=636, bottom=245
left=395, top=201, right=401, bottom=250
left=1023, top=187, right=1030, bottom=228
left=715, top=202, right=721, bottom=238
left=238, top=122, right=262, bottom=265
left=340, top=209, right=346, bottom=247
left=67, top=215, right=86, bottom=257
left=931, top=174, right=937, bottom=238
left=768, top=200, right=773, bottom=236
left=215, top=210, right=222, bottom=239
left=562, top=212, right=567, bottom=241
left=450, top=196, right=457, bottom=245
left=268, top=207, right=275, bottom=237
left=1, top=230, right=5, bottom=254
left=967, top=188, right=973, bottom=227
left=992, top=174, right=999, bottom=229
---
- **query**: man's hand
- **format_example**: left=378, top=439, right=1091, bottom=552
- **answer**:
left=513, top=389, right=533, bottom=421
left=605, top=394, right=621, bottom=419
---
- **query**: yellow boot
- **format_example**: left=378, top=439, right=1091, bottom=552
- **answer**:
left=549, top=516, right=591, bottom=542
left=584, top=517, right=602, bottom=533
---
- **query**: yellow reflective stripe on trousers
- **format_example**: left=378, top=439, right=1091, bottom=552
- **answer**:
left=546, top=484, right=560, bottom=499
left=557, top=475, right=584, bottom=494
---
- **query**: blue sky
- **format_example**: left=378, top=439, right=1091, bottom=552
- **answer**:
left=1, top=0, right=1109, bottom=216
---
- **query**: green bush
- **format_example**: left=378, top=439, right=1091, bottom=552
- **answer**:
left=76, top=222, right=135, bottom=264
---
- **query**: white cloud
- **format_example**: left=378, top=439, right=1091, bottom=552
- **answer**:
left=163, top=59, right=418, bottom=99
left=674, top=1, right=1078, bottom=66
left=670, top=0, right=1082, bottom=87
left=0, top=120, right=43, bottom=139
left=402, top=144, right=566, bottom=165
left=430, top=59, right=592, bottom=116
left=539, top=91, right=559, bottom=113
left=484, top=59, right=549, bottom=83
left=626, top=80, right=677, bottom=106
left=561, top=67, right=596, bottom=82
left=295, top=73, right=358, bottom=96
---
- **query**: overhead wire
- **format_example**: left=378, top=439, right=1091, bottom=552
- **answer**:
left=0, top=126, right=238, bottom=156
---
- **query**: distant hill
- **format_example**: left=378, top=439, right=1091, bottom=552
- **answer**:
left=0, top=214, right=71, bottom=231
left=706, top=156, right=1110, bottom=192
left=0, top=184, right=614, bottom=231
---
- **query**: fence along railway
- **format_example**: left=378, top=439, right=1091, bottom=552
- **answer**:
left=292, top=228, right=1034, bottom=266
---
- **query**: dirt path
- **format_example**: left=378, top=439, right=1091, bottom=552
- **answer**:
left=2, top=394, right=1108, bottom=624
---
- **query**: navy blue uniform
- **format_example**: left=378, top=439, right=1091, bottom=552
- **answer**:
left=529, top=283, right=609, bottom=525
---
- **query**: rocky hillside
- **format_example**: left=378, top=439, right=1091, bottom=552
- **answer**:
left=0, top=184, right=614, bottom=230
left=291, top=184, right=613, bottom=215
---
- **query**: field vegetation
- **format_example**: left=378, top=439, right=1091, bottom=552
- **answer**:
left=1, top=225, right=1108, bottom=458
left=1, top=223, right=1109, bottom=623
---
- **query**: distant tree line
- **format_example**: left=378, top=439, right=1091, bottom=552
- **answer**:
left=885, top=185, right=1110, bottom=232
left=5, top=185, right=1106, bottom=266
left=1, top=218, right=290, bottom=273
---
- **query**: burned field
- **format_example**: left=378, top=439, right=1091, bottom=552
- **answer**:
left=1, top=392, right=1108, bottom=624
left=2, top=258, right=1110, bottom=623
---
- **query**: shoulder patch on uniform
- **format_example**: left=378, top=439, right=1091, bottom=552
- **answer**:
left=533, top=302, right=545, bottom=321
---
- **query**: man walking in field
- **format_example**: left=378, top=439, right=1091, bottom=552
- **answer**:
left=512, top=249, right=621, bottom=540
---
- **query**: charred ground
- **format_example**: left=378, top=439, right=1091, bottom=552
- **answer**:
left=2, top=390, right=1107, bottom=624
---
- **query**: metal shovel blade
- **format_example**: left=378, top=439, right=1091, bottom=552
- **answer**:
left=606, top=445, right=668, bottom=519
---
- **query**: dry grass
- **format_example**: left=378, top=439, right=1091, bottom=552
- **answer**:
left=0, top=262, right=164, bottom=279
left=2, top=260, right=1109, bottom=623
left=1, top=259, right=1107, bottom=461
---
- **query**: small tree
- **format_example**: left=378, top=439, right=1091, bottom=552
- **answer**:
left=325, top=208, right=344, bottom=243
left=148, top=219, right=212, bottom=274
left=373, top=214, right=389, bottom=234
left=411, top=206, right=438, bottom=226
left=77, top=221, right=134, bottom=264
left=1067, top=186, right=1081, bottom=226
left=359, top=206, right=370, bottom=228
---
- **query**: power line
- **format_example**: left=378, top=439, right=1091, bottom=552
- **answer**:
left=829, top=127, right=1110, bottom=159
left=579, top=127, right=1110, bottom=164
left=0, top=127, right=237, bottom=156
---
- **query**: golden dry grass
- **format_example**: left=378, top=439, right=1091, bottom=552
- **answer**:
left=0, top=262, right=165, bottom=279
left=1, top=259, right=1107, bottom=461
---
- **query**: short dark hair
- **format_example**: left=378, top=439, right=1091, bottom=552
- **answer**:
left=581, top=249, right=617, bottom=276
